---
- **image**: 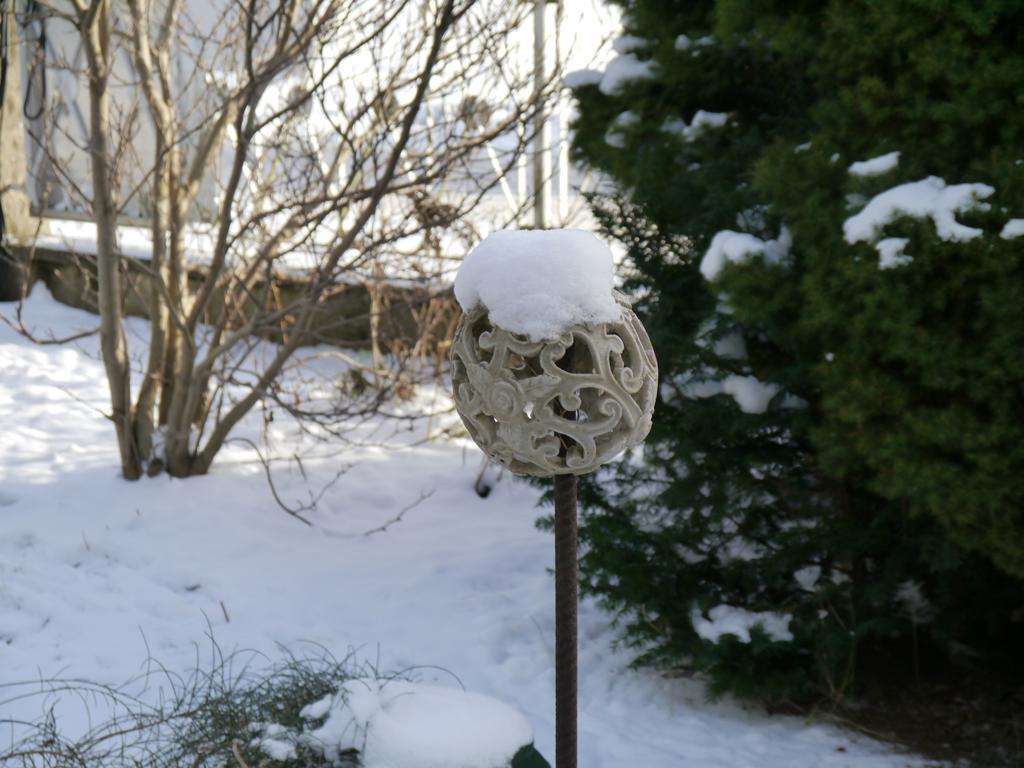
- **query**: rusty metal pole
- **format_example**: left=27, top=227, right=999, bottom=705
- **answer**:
left=553, top=471, right=578, bottom=768
left=553, top=337, right=578, bottom=768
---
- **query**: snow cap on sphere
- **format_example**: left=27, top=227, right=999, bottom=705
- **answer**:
left=454, top=229, right=621, bottom=342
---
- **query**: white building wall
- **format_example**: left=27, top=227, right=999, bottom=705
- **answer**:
left=20, top=0, right=619, bottom=227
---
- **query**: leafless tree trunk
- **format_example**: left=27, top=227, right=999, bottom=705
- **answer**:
left=79, top=0, right=141, bottom=476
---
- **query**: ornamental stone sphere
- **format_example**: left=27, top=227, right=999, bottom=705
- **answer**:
left=451, top=291, right=657, bottom=477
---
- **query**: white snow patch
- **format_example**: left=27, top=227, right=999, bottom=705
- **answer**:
left=848, top=151, right=900, bottom=178
left=562, top=69, right=604, bottom=89
left=690, top=110, right=729, bottom=132
left=680, top=377, right=730, bottom=401
left=674, top=34, right=714, bottom=51
left=680, top=372, right=800, bottom=415
left=722, top=375, right=781, bottom=415
left=876, top=237, right=912, bottom=269
left=700, top=228, right=791, bottom=281
left=605, top=110, right=640, bottom=149
left=845, top=192, right=868, bottom=210
left=612, top=35, right=645, bottom=54
left=794, top=566, right=821, bottom=592
left=674, top=544, right=708, bottom=565
left=454, top=229, right=620, bottom=341
left=712, top=332, right=747, bottom=360
left=251, top=725, right=298, bottom=762
left=298, top=680, right=533, bottom=768
left=1000, top=218, right=1024, bottom=239
left=0, top=287, right=933, bottom=768
left=895, top=581, right=935, bottom=624
left=598, top=53, right=656, bottom=95
left=659, top=116, right=684, bottom=134
left=662, top=110, right=730, bottom=142
left=843, top=176, right=994, bottom=245
left=722, top=537, right=768, bottom=564
left=300, top=693, right=335, bottom=721
left=692, top=605, right=794, bottom=644
left=662, top=117, right=687, bottom=135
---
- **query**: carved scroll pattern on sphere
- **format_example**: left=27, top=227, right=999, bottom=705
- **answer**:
left=451, top=296, right=657, bottom=477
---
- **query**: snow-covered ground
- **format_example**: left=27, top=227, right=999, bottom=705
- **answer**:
left=0, top=288, right=927, bottom=767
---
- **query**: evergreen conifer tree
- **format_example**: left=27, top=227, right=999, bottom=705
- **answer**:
left=567, top=0, right=1024, bottom=701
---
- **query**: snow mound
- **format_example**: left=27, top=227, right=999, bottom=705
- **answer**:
left=454, top=229, right=621, bottom=341
left=843, top=176, right=994, bottom=245
left=301, top=680, right=534, bottom=768
left=700, top=228, right=791, bottom=281
left=848, top=151, right=900, bottom=177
